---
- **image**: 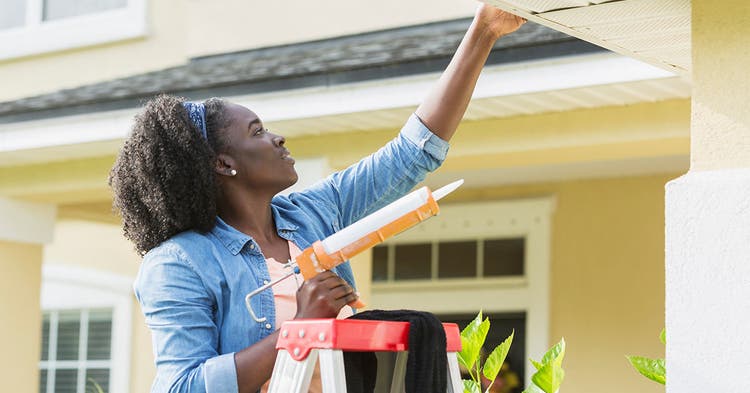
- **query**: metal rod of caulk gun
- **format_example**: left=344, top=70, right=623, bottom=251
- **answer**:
left=245, top=265, right=300, bottom=323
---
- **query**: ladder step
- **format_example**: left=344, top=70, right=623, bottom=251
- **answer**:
left=276, top=319, right=461, bottom=361
left=269, top=319, right=464, bottom=393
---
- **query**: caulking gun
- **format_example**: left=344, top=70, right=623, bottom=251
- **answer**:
left=244, top=179, right=464, bottom=323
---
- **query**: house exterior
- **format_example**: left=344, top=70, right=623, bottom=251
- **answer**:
left=2, top=1, right=717, bottom=392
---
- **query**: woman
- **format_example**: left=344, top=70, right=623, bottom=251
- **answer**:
left=110, top=5, right=524, bottom=393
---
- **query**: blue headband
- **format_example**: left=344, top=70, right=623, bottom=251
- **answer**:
left=183, top=101, right=208, bottom=139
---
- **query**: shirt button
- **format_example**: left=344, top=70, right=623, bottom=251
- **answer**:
left=249, top=244, right=255, bottom=249
left=265, top=323, right=272, bottom=329
left=263, top=280, right=270, bottom=285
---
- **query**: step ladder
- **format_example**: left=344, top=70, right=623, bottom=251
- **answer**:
left=267, top=319, right=464, bottom=393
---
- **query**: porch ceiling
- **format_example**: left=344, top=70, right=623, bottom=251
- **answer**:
left=482, top=0, right=691, bottom=75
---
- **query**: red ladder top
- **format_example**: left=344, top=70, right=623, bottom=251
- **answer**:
left=276, top=319, right=462, bottom=361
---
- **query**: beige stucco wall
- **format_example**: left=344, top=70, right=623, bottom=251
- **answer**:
left=43, top=220, right=141, bottom=277
left=0, top=241, right=43, bottom=393
left=690, top=0, right=750, bottom=170
left=184, top=0, right=475, bottom=58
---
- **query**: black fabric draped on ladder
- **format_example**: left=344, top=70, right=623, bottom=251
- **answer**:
left=343, top=309, right=447, bottom=393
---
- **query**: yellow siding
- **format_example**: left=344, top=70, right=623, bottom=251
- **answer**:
left=0, top=241, right=43, bottom=393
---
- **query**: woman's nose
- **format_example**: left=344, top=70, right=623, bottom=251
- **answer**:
left=273, top=133, right=286, bottom=146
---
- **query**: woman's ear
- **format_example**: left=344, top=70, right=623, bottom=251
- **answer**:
left=215, top=153, right=238, bottom=177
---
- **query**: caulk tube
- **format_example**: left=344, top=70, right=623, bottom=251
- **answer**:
left=321, top=187, right=431, bottom=254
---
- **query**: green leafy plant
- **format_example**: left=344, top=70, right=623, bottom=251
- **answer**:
left=626, top=328, right=666, bottom=385
left=522, top=338, right=566, bottom=393
left=458, top=311, right=514, bottom=393
left=458, top=311, right=566, bottom=393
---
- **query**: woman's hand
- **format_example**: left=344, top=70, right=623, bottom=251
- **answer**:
left=414, top=3, right=525, bottom=142
left=294, top=271, right=358, bottom=319
left=474, top=3, right=527, bottom=40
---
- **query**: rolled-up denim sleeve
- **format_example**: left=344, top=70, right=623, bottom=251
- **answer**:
left=134, top=247, right=239, bottom=393
left=294, top=113, right=450, bottom=228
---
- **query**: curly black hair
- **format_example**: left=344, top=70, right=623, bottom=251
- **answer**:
left=109, top=94, right=232, bottom=255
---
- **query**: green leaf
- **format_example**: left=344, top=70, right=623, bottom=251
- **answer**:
left=457, top=337, right=473, bottom=370
left=459, top=311, right=490, bottom=372
left=460, top=311, right=483, bottom=339
left=530, top=359, right=544, bottom=371
left=531, top=361, right=565, bottom=393
left=659, top=328, right=666, bottom=345
left=463, top=379, right=481, bottom=393
left=483, top=330, right=514, bottom=381
left=626, top=356, right=666, bottom=385
left=540, top=338, right=566, bottom=369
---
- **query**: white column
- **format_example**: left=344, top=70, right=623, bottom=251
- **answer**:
left=666, top=170, right=750, bottom=392
left=666, top=1, right=750, bottom=392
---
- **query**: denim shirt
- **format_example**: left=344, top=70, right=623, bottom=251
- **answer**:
left=133, top=114, right=449, bottom=393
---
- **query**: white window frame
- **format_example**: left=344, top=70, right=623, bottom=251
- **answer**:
left=40, top=264, right=133, bottom=393
left=0, top=0, right=147, bottom=60
left=370, top=197, right=554, bottom=387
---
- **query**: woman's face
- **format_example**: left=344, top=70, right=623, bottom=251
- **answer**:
left=219, top=103, right=298, bottom=192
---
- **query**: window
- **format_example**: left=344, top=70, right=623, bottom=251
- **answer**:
left=42, top=0, right=127, bottom=21
left=0, top=0, right=146, bottom=60
left=40, top=265, right=133, bottom=393
left=39, top=309, right=113, bottom=393
left=369, top=198, right=554, bottom=388
left=372, top=237, right=525, bottom=282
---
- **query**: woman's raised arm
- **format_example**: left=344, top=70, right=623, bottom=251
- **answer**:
left=415, top=4, right=525, bottom=142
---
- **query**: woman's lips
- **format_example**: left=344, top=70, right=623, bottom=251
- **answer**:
left=281, top=152, right=295, bottom=164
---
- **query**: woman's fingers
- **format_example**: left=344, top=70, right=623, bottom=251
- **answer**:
left=315, top=271, right=352, bottom=289
left=295, top=270, right=358, bottom=319
left=328, top=283, right=355, bottom=301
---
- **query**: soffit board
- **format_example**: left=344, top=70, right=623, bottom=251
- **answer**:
left=482, top=0, right=690, bottom=75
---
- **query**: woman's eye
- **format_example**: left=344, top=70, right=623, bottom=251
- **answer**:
left=253, top=128, right=265, bottom=135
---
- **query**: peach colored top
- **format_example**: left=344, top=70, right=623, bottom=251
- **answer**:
left=260, top=241, right=354, bottom=393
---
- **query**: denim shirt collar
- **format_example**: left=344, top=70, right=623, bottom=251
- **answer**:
left=211, top=205, right=300, bottom=256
